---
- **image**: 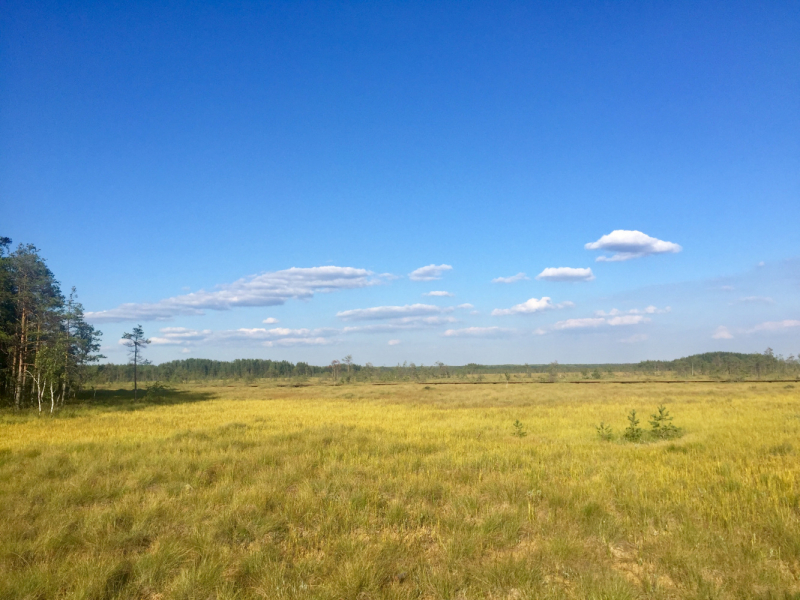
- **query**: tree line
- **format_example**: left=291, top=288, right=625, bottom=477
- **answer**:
left=0, top=238, right=102, bottom=411
left=88, top=357, right=325, bottom=384
left=637, top=350, right=799, bottom=379
left=86, top=351, right=800, bottom=385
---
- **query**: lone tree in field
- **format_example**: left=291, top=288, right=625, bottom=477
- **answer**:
left=122, top=325, right=150, bottom=400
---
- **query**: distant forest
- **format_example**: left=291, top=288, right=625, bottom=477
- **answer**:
left=89, top=350, right=800, bottom=384
left=2, top=239, right=798, bottom=411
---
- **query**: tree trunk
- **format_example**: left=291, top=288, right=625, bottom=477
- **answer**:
left=15, top=308, right=27, bottom=410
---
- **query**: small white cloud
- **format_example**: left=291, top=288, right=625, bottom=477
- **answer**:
left=712, top=326, right=734, bottom=339
left=443, top=327, right=517, bottom=338
left=337, top=304, right=452, bottom=321
left=734, top=296, right=774, bottom=305
left=758, top=261, right=765, bottom=267
left=607, top=315, right=648, bottom=326
left=424, top=291, right=454, bottom=297
left=409, top=264, right=453, bottom=281
left=595, top=306, right=669, bottom=317
left=620, top=334, right=648, bottom=343
left=535, top=267, right=595, bottom=282
left=552, top=318, right=606, bottom=330
left=457, top=303, right=474, bottom=309
left=492, top=273, right=529, bottom=284
left=262, top=317, right=279, bottom=324
left=181, top=348, right=191, bottom=353
left=388, top=339, right=401, bottom=346
left=749, top=320, right=800, bottom=333
left=585, top=230, right=682, bottom=262
left=491, top=297, right=573, bottom=317
left=552, top=314, right=649, bottom=330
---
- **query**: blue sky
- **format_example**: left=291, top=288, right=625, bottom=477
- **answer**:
left=2, top=1, right=798, bottom=365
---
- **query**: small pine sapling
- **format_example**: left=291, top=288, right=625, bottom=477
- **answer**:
left=649, top=405, right=679, bottom=439
left=512, top=420, right=528, bottom=438
left=596, top=422, right=613, bottom=441
left=624, top=409, right=642, bottom=442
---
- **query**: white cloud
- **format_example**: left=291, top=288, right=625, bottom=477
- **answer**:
left=388, top=339, right=401, bottom=346
left=552, top=318, right=606, bottom=330
left=607, top=315, right=648, bottom=326
left=409, top=264, right=452, bottom=281
left=712, top=326, right=734, bottom=340
left=620, top=334, right=648, bottom=343
left=492, top=273, right=529, bottom=284
left=337, top=304, right=453, bottom=321
left=457, top=303, right=474, bottom=309
left=734, top=296, right=774, bottom=304
left=749, top=320, right=800, bottom=333
left=86, top=266, right=383, bottom=322
left=443, top=327, right=517, bottom=338
left=149, top=326, right=338, bottom=347
left=341, top=316, right=456, bottom=333
left=535, top=267, right=595, bottom=282
left=262, top=317, right=280, bottom=324
left=595, top=306, right=670, bottom=317
left=181, top=348, right=191, bottom=353
left=552, top=314, right=649, bottom=330
left=585, top=230, right=682, bottom=262
left=491, top=297, right=574, bottom=317
left=424, top=291, right=454, bottom=297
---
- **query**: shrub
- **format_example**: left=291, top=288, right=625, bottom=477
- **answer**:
left=623, top=410, right=642, bottom=442
left=596, top=422, right=613, bottom=441
left=649, top=405, right=680, bottom=439
left=512, top=420, right=527, bottom=438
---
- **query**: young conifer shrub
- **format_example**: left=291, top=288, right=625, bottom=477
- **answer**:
left=596, top=422, right=613, bottom=441
left=624, top=409, right=642, bottom=442
left=512, top=420, right=528, bottom=438
left=649, top=404, right=680, bottom=439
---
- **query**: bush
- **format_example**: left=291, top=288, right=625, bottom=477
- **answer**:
left=512, top=420, right=527, bottom=438
left=623, top=410, right=642, bottom=442
left=596, top=422, right=613, bottom=441
left=649, top=405, right=680, bottom=439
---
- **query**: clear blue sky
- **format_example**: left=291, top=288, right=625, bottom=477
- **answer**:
left=2, top=1, right=798, bottom=365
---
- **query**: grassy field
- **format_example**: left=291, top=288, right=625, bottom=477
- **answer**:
left=1, top=381, right=798, bottom=599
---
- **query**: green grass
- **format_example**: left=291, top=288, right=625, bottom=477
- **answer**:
left=1, top=381, right=799, bottom=599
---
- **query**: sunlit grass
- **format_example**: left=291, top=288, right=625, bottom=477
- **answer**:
left=1, top=381, right=798, bottom=599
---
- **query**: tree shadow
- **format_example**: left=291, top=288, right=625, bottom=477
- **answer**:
left=71, top=387, right=218, bottom=412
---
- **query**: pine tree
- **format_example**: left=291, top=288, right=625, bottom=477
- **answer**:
left=122, top=325, right=150, bottom=400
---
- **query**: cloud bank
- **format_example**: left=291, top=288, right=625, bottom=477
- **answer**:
left=585, top=230, right=682, bottom=262
left=337, top=304, right=452, bottom=321
left=87, top=266, right=382, bottom=323
left=149, top=326, right=337, bottom=347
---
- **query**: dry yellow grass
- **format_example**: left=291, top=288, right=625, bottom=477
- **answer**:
left=1, top=381, right=798, bottom=599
